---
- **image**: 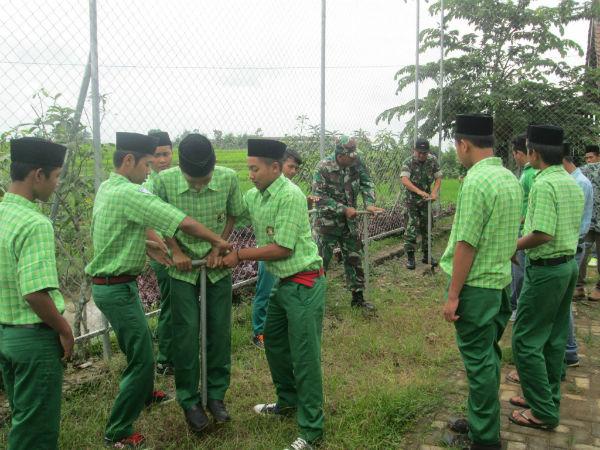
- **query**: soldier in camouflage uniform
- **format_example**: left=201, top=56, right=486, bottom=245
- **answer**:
left=400, top=138, right=442, bottom=270
left=312, top=135, right=384, bottom=311
left=580, top=144, right=600, bottom=300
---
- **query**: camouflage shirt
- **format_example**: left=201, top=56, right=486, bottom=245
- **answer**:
left=312, top=153, right=376, bottom=234
left=400, top=154, right=442, bottom=206
left=581, top=163, right=600, bottom=232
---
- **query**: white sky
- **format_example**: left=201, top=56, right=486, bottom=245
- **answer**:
left=0, top=0, right=591, bottom=142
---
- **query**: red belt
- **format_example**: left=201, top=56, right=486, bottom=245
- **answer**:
left=282, top=267, right=324, bottom=288
left=91, top=275, right=137, bottom=285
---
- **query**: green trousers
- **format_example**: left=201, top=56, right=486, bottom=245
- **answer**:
left=453, top=284, right=511, bottom=446
left=92, top=282, right=155, bottom=441
left=149, top=260, right=173, bottom=365
left=512, top=259, right=577, bottom=426
left=0, top=325, right=63, bottom=450
left=264, top=276, right=326, bottom=444
left=170, top=274, right=232, bottom=409
left=252, top=261, right=277, bottom=336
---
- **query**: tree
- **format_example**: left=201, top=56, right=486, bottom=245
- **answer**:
left=378, top=0, right=600, bottom=160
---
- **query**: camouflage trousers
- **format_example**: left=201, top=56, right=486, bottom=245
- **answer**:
left=403, top=205, right=430, bottom=254
left=317, top=228, right=365, bottom=293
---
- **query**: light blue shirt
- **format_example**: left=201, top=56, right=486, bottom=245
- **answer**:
left=571, top=167, right=593, bottom=237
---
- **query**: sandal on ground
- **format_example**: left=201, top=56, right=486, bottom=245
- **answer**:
left=509, top=395, right=529, bottom=408
left=505, top=371, right=520, bottom=384
left=508, top=409, right=555, bottom=431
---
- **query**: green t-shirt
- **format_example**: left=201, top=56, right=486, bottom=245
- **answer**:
left=440, top=157, right=523, bottom=289
left=85, top=172, right=187, bottom=277
left=152, top=166, right=246, bottom=284
left=523, top=165, right=584, bottom=260
left=520, top=163, right=538, bottom=220
left=0, top=193, right=64, bottom=324
left=245, top=175, right=322, bottom=278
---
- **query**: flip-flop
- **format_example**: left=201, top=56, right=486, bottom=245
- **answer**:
left=508, top=409, right=555, bottom=431
left=509, top=396, right=529, bottom=408
left=505, top=371, right=520, bottom=384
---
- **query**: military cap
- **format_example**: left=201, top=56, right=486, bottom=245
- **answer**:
left=511, top=133, right=527, bottom=152
left=414, top=138, right=430, bottom=152
left=585, top=144, right=600, bottom=154
left=116, top=132, right=158, bottom=155
left=454, top=114, right=494, bottom=137
left=247, top=138, right=287, bottom=159
left=283, top=148, right=303, bottom=165
left=179, top=134, right=215, bottom=177
left=10, top=137, right=67, bottom=167
left=335, top=135, right=357, bottom=156
left=527, top=124, right=563, bottom=147
left=148, top=131, right=171, bottom=147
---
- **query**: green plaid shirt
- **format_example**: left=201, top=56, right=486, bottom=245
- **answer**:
left=0, top=193, right=64, bottom=324
left=524, top=165, right=583, bottom=260
left=441, top=157, right=523, bottom=289
left=85, top=172, right=187, bottom=277
left=245, top=175, right=322, bottom=279
left=153, top=166, right=245, bottom=284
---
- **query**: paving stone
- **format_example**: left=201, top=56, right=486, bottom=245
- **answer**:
left=573, top=445, right=599, bottom=450
left=576, top=377, right=591, bottom=390
left=500, top=390, right=515, bottom=402
left=526, top=436, right=550, bottom=449
left=560, top=419, right=591, bottom=429
left=430, top=421, right=445, bottom=430
left=548, top=433, right=571, bottom=448
left=505, top=442, right=527, bottom=450
left=564, top=393, right=587, bottom=401
left=420, top=446, right=445, bottom=450
left=555, top=424, right=570, bottom=433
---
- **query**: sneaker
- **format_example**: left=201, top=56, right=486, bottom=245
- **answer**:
left=284, top=437, right=313, bottom=450
left=156, top=363, right=174, bottom=376
left=104, top=432, right=145, bottom=448
left=566, top=359, right=580, bottom=368
left=252, top=334, right=265, bottom=350
left=510, top=310, right=517, bottom=322
left=253, top=402, right=295, bottom=417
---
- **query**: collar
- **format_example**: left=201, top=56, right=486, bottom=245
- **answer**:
left=176, top=168, right=219, bottom=195
left=572, top=167, right=582, bottom=178
left=523, top=163, right=534, bottom=171
left=261, top=174, right=287, bottom=199
left=534, top=165, right=564, bottom=179
left=1, top=192, right=40, bottom=211
left=468, top=156, right=501, bottom=172
left=110, top=172, right=132, bottom=184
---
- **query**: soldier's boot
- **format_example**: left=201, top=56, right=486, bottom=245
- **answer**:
left=573, top=286, right=586, bottom=301
left=351, top=291, right=376, bottom=312
left=422, top=252, right=438, bottom=267
left=588, top=287, right=600, bottom=302
left=406, top=252, right=416, bottom=270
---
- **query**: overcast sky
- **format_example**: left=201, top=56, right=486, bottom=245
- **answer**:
left=0, top=0, right=591, bottom=142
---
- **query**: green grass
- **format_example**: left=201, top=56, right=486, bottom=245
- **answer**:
left=0, top=232, right=465, bottom=449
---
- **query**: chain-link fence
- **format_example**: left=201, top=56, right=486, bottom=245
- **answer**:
left=0, top=0, right=596, bottom=350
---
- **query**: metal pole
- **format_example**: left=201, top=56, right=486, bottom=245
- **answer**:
left=200, top=265, right=208, bottom=409
left=438, top=0, right=444, bottom=158
left=363, top=213, right=370, bottom=298
left=51, top=54, right=91, bottom=222
left=414, top=0, right=420, bottom=143
left=427, top=199, right=432, bottom=266
left=89, top=0, right=111, bottom=360
left=319, top=0, right=326, bottom=159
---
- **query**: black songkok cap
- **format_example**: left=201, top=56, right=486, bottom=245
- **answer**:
left=511, top=133, right=527, bottom=152
left=414, top=138, right=430, bottom=152
left=585, top=144, right=600, bottom=153
left=148, top=131, right=171, bottom=147
left=10, top=137, right=67, bottom=167
left=247, top=139, right=287, bottom=159
left=178, top=134, right=215, bottom=177
left=527, top=124, right=563, bottom=147
left=563, top=142, right=571, bottom=157
left=116, top=132, right=158, bottom=155
left=454, top=114, right=494, bottom=137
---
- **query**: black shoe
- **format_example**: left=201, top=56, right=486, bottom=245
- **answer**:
left=470, top=443, right=501, bottom=450
left=351, top=291, right=376, bottom=312
left=406, top=252, right=416, bottom=270
left=184, top=404, right=210, bottom=434
left=566, top=358, right=580, bottom=368
left=207, top=399, right=231, bottom=423
left=422, top=255, right=438, bottom=266
left=447, top=417, right=469, bottom=434
left=156, top=363, right=175, bottom=376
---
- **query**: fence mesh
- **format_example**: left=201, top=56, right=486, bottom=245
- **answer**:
left=0, top=0, right=595, bottom=338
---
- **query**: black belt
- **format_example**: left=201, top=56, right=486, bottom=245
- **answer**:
left=529, top=255, right=573, bottom=267
left=0, top=322, right=52, bottom=330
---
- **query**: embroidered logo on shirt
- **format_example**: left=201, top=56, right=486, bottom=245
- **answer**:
left=217, top=212, right=226, bottom=222
left=266, top=226, right=274, bottom=237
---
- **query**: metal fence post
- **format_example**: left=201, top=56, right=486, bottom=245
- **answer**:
left=319, top=0, right=326, bottom=160
left=414, top=0, right=420, bottom=143
left=89, top=0, right=111, bottom=361
left=198, top=262, right=208, bottom=409
left=362, top=213, right=370, bottom=298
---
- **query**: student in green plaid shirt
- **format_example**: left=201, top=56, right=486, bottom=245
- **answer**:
left=0, top=137, right=73, bottom=450
left=509, top=125, right=583, bottom=431
left=85, top=132, right=231, bottom=449
left=145, top=130, right=176, bottom=376
left=221, top=139, right=325, bottom=450
left=150, top=133, right=245, bottom=433
left=440, top=115, right=522, bottom=450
